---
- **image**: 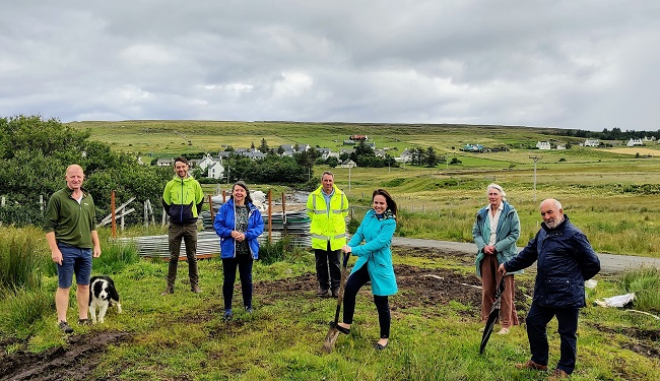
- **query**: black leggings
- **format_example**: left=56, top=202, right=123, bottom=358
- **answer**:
left=342, top=264, right=391, bottom=339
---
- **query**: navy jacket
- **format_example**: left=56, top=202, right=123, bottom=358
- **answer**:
left=503, top=215, right=600, bottom=308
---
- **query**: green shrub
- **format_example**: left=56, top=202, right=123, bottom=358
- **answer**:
left=259, top=237, right=293, bottom=265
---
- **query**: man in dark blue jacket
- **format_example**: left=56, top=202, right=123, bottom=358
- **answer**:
left=499, top=198, right=600, bottom=379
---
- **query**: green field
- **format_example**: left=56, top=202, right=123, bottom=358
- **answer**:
left=71, top=120, right=660, bottom=257
left=2, top=121, right=660, bottom=380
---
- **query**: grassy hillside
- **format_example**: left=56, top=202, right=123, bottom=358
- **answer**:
left=70, top=120, right=660, bottom=257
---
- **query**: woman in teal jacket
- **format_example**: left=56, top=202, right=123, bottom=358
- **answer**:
left=332, top=189, right=398, bottom=350
left=472, top=183, right=521, bottom=335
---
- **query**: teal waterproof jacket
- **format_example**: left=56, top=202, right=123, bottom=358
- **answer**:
left=347, top=209, right=398, bottom=296
left=472, top=201, right=522, bottom=277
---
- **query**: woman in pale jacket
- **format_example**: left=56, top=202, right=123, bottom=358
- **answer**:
left=472, top=183, right=521, bottom=335
left=332, top=189, right=398, bottom=350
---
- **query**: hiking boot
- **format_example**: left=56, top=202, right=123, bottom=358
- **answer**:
left=548, top=369, right=569, bottom=380
left=78, top=318, right=92, bottom=326
left=59, top=321, right=74, bottom=334
left=515, top=359, right=548, bottom=371
left=317, top=289, right=330, bottom=298
left=223, top=310, right=233, bottom=321
left=331, top=288, right=339, bottom=298
left=245, top=306, right=253, bottom=314
left=160, top=286, right=174, bottom=296
left=191, top=285, right=202, bottom=293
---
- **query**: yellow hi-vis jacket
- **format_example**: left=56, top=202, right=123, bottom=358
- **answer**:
left=306, top=185, right=350, bottom=251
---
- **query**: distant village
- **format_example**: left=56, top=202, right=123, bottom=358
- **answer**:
left=146, top=135, right=658, bottom=179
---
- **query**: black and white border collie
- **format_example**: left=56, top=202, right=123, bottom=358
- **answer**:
left=89, top=275, right=122, bottom=323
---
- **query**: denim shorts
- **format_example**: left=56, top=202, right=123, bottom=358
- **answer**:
left=56, top=243, right=93, bottom=288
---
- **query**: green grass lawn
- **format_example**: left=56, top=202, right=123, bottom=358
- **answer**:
left=4, top=250, right=657, bottom=380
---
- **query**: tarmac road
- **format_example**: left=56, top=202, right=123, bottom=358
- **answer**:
left=392, top=237, right=660, bottom=274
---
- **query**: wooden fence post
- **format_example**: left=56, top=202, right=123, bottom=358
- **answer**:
left=111, top=190, right=116, bottom=238
left=281, top=192, right=287, bottom=236
left=268, top=189, right=272, bottom=243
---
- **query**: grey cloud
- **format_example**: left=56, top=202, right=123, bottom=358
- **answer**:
left=1, top=1, right=659, bottom=130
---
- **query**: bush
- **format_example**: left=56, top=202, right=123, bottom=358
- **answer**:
left=259, top=237, right=294, bottom=265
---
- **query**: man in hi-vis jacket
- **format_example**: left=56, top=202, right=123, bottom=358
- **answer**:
left=161, top=156, right=205, bottom=295
left=307, top=171, right=350, bottom=298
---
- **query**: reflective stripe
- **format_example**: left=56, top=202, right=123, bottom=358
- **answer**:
left=331, top=210, right=343, bottom=214
left=311, top=233, right=346, bottom=240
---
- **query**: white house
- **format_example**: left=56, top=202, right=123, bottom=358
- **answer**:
left=206, top=162, right=225, bottom=179
left=536, top=141, right=551, bottom=150
left=556, top=144, right=567, bottom=150
left=156, top=158, right=173, bottom=167
left=318, top=148, right=339, bottom=161
left=340, top=159, right=357, bottom=168
left=582, top=139, right=600, bottom=147
left=626, top=138, right=643, bottom=147
left=198, top=154, right=225, bottom=179
left=396, top=148, right=413, bottom=163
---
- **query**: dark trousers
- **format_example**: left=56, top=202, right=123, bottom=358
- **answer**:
left=222, top=256, right=253, bottom=311
left=167, top=222, right=199, bottom=289
left=314, top=242, right=341, bottom=291
left=342, top=265, right=391, bottom=339
left=526, top=302, right=579, bottom=375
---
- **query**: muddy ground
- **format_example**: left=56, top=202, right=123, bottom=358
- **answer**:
left=1, top=246, right=658, bottom=380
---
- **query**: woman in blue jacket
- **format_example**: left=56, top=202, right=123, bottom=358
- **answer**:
left=332, top=189, right=398, bottom=350
left=213, top=181, right=264, bottom=321
left=472, top=183, right=521, bottom=335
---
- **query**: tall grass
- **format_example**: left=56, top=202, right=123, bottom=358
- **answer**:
left=94, top=242, right=140, bottom=275
left=619, top=267, right=660, bottom=312
left=0, top=287, right=52, bottom=338
left=258, top=236, right=309, bottom=265
left=0, top=228, right=48, bottom=292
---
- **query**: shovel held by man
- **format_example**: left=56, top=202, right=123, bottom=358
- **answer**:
left=479, top=277, right=506, bottom=355
left=322, top=252, right=350, bottom=353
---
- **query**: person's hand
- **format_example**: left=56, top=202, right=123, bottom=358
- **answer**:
left=93, top=246, right=102, bottom=258
left=342, top=245, right=352, bottom=253
left=497, top=263, right=507, bottom=276
left=483, top=245, right=495, bottom=255
left=231, top=231, right=242, bottom=240
left=237, top=233, right=246, bottom=242
left=52, top=249, right=63, bottom=265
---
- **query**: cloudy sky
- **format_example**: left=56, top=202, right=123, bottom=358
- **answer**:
left=2, top=1, right=659, bottom=130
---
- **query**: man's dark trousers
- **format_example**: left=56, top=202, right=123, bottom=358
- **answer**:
left=526, top=303, right=579, bottom=375
left=314, top=241, right=341, bottom=292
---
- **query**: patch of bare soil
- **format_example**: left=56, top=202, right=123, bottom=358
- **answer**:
left=0, top=331, right=130, bottom=381
left=586, top=323, right=660, bottom=359
left=253, top=248, right=531, bottom=321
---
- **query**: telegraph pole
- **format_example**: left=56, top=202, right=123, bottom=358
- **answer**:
left=529, top=155, right=542, bottom=202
